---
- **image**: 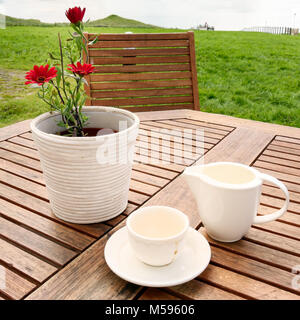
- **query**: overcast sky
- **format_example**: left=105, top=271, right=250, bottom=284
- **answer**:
left=0, top=0, right=299, bottom=30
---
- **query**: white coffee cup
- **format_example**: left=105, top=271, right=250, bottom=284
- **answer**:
left=126, top=206, right=190, bottom=266
left=183, top=162, right=289, bottom=242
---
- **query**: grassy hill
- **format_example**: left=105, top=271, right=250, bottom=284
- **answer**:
left=5, top=15, right=52, bottom=26
left=87, top=14, right=156, bottom=28
left=4, top=14, right=156, bottom=28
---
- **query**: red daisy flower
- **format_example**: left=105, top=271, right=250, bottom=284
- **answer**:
left=67, top=62, right=95, bottom=77
left=25, top=65, right=57, bottom=86
left=65, top=6, right=86, bottom=25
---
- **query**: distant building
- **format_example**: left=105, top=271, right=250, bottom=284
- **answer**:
left=197, top=22, right=214, bottom=31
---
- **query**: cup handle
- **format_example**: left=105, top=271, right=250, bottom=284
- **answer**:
left=253, top=173, right=289, bottom=224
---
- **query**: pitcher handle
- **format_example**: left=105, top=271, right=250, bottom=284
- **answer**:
left=253, top=173, right=289, bottom=224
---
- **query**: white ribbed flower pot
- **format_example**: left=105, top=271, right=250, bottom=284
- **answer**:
left=31, top=106, right=140, bottom=224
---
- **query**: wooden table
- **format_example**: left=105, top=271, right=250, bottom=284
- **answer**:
left=0, top=109, right=300, bottom=300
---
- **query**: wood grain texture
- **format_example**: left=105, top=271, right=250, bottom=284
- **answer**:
left=208, top=244, right=298, bottom=294
left=200, top=229, right=299, bottom=272
left=90, top=96, right=194, bottom=107
left=91, top=88, right=193, bottom=99
left=0, top=183, right=107, bottom=240
left=186, top=110, right=300, bottom=139
left=0, top=238, right=57, bottom=283
left=88, top=33, right=190, bottom=41
left=0, top=265, right=36, bottom=300
left=0, top=217, right=76, bottom=266
left=243, top=227, right=300, bottom=257
left=90, top=79, right=192, bottom=90
left=84, top=32, right=199, bottom=112
left=26, top=228, right=142, bottom=300
left=1, top=158, right=44, bottom=184
left=91, top=56, right=190, bottom=65
left=89, top=48, right=190, bottom=57
left=90, top=71, right=191, bottom=82
left=168, top=280, right=244, bottom=300
left=198, top=264, right=300, bottom=300
left=94, top=64, right=191, bottom=73
left=0, top=199, right=98, bottom=250
left=0, top=120, right=31, bottom=142
left=139, top=288, right=180, bottom=300
left=89, top=40, right=189, bottom=48
left=188, top=31, right=200, bottom=110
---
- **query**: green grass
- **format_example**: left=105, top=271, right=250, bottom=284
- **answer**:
left=0, top=26, right=299, bottom=128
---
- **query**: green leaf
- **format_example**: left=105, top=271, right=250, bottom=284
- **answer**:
left=57, top=121, right=66, bottom=128
left=48, top=52, right=60, bottom=61
left=88, top=37, right=98, bottom=46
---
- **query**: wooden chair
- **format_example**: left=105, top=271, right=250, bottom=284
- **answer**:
left=83, top=32, right=199, bottom=112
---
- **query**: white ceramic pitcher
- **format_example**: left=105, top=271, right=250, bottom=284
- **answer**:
left=183, top=162, right=289, bottom=242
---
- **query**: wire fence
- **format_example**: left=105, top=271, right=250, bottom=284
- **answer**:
left=243, top=26, right=299, bottom=35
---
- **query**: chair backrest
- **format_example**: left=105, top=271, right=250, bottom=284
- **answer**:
left=83, top=32, right=199, bottom=112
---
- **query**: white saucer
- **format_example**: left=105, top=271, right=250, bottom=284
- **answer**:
left=104, top=227, right=211, bottom=287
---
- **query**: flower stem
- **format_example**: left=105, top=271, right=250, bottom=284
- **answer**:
left=50, top=80, right=65, bottom=105
left=58, top=33, right=68, bottom=100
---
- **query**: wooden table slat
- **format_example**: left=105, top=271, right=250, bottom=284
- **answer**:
left=198, top=264, right=300, bottom=300
left=0, top=238, right=57, bottom=283
left=0, top=265, right=36, bottom=300
left=0, top=217, right=77, bottom=266
left=267, top=143, right=300, bottom=156
left=271, top=140, right=300, bottom=151
left=158, top=119, right=231, bottom=136
left=139, top=128, right=215, bottom=149
left=0, top=148, right=42, bottom=171
left=8, top=136, right=36, bottom=149
left=275, top=135, right=300, bottom=145
left=168, top=279, right=245, bottom=300
left=172, top=118, right=235, bottom=132
left=139, top=288, right=180, bottom=300
left=0, top=141, right=40, bottom=160
left=1, top=158, right=44, bottom=184
left=208, top=244, right=297, bottom=294
left=200, top=228, right=299, bottom=272
left=244, top=228, right=300, bottom=257
left=0, top=199, right=100, bottom=250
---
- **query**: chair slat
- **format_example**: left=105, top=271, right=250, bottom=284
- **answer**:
left=91, top=102, right=194, bottom=111
left=90, top=40, right=189, bottom=48
left=94, top=64, right=191, bottom=73
left=90, top=79, right=192, bottom=90
left=88, top=33, right=190, bottom=40
left=90, top=88, right=192, bottom=99
left=90, top=96, right=193, bottom=106
left=88, top=48, right=189, bottom=57
left=91, top=56, right=190, bottom=65
left=90, top=71, right=191, bottom=82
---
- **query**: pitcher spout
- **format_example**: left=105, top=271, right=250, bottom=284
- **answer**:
left=182, top=166, right=204, bottom=198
